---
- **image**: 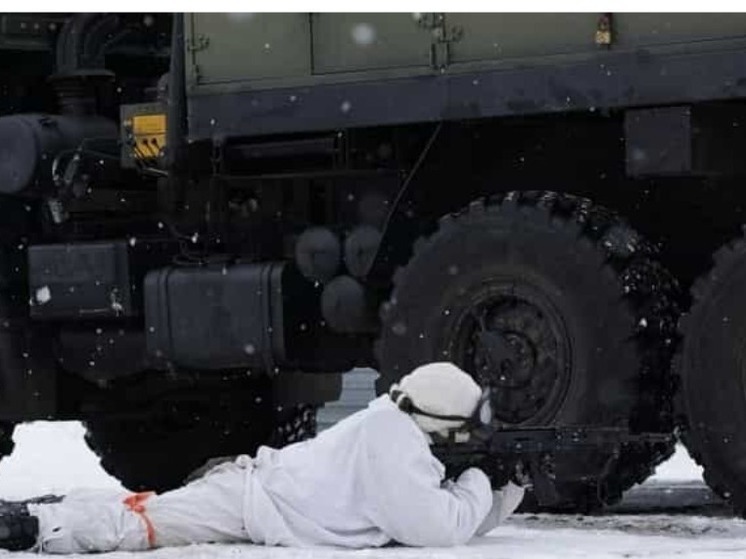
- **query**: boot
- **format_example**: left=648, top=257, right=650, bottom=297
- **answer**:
left=0, top=495, right=62, bottom=551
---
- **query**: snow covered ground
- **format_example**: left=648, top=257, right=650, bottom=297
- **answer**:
left=0, top=422, right=123, bottom=500
left=649, top=443, right=704, bottom=482
left=0, top=421, right=743, bottom=558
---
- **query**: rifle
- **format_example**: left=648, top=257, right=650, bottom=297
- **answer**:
left=432, top=426, right=674, bottom=507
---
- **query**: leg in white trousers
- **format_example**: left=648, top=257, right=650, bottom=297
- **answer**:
left=29, top=459, right=250, bottom=553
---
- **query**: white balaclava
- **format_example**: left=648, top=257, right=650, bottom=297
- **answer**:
left=389, top=362, right=483, bottom=436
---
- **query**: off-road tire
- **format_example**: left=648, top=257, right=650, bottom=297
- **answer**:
left=268, top=404, right=317, bottom=447
left=85, top=395, right=317, bottom=493
left=375, top=191, right=680, bottom=511
left=678, top=234, right=746, bottom=515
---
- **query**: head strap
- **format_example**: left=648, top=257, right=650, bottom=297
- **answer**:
left=389, top=388, right=474, bottom=422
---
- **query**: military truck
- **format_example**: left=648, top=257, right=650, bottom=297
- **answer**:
left=1, top=12, right=746, bottom=512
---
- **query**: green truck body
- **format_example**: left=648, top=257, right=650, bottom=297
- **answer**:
left=187, top=13, right=746, bottom=88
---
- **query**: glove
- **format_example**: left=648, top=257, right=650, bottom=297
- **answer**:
left=476, top=482, right=527, bottom=536
left=183, top=455, right=238, bottom=484
left=475, top=454, right=515, bottom=488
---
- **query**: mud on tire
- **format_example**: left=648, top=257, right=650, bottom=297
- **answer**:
left=375, top=191, right=680, bottom=511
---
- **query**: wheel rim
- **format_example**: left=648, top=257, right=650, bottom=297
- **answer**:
left=446, top=281, right=572, bottom=424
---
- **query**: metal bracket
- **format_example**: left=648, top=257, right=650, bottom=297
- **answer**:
left=416, top=13, right=463, bottom=70
left=187, top=34, right=210, bottom=84
left=186, top=33, right=210, bottom=52
left=192, top=64, right=203, bottom=84
left=414, top=12, right=441, bottom=30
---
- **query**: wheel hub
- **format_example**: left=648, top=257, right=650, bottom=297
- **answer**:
left=450, top=285, right=571, bottom=424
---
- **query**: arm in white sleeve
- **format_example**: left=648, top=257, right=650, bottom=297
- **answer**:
left=361, top=413, right=493, bottom=547
left=475, top=482, right=526, bottom=536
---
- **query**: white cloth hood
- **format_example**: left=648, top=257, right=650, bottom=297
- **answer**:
left=390, top=362, right=483, bottom=434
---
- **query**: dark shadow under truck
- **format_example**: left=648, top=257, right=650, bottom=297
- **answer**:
left=0, top=12, right=744, bottom=514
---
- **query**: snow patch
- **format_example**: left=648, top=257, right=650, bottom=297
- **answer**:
left=652, top=444, right=704, bottom=482
left=0, top=422, right=122, bottom=500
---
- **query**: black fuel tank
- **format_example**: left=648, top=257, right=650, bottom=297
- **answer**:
left=144, top=263, right=286, bottom=370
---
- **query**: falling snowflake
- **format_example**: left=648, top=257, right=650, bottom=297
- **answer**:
left=351, top=23, right=376, bottom=46
left=35, top=286, right=51, bottom=305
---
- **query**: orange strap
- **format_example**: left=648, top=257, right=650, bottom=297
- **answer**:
left=123, top=492, right=157, bottom=548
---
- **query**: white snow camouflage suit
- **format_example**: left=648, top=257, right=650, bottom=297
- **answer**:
left=29, top=395, right=524, bottom=552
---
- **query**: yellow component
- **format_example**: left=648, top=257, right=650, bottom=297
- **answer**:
left=595, top=29, right=612, bottom=46
left=595, top=13, right=613, bottom=47
left=133, top=114, right=166, bottom=135
left=130, top=114, right=167, bottom=159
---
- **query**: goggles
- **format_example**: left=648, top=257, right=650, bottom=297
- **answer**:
left=389, top=387, right=494, bottom=434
